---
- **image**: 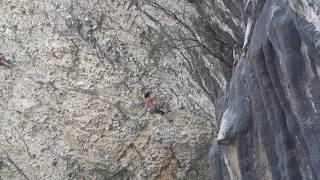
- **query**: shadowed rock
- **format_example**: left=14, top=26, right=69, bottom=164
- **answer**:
left=213, top=0, right=320, bottom=179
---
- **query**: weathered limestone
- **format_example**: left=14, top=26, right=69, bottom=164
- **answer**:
left=214, top=0, right=320, bottom=179
left=1, top=0, right=320, bottom=179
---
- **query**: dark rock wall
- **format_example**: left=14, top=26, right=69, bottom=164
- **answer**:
left=213, top=0, right=320, bottom=179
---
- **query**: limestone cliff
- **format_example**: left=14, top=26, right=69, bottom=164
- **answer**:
left=0, top=0, right=320, bottom=180
left=0, top=1, right=214, bottom=179
left=211, top=0, right=320, bottom=180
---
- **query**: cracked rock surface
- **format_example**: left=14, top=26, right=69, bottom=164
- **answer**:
left=0, top=1, right=216, bottom=179
left=1, top=0, right=320, bottom=180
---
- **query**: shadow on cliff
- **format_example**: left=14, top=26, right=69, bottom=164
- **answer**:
left=211, top=0, right=320, bottom=179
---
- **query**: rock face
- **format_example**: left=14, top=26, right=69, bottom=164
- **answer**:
left=0, top=0, right=215, bottom=180
left=1, top=0, right=320, bottom=180
left=213, top=0, right=320, bottom=179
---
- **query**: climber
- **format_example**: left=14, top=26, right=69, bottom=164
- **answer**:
left=144, top=92, right=170, bottom=115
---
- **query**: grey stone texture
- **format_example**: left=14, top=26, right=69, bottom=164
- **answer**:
left=0, top=1, right=214, bottom=179
left=215, top=0, right=320, bottom=179
left=1, top=0, right=320, bottom=180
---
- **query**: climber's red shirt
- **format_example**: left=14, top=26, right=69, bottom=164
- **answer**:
left=144, top=97, right=155, bottom=110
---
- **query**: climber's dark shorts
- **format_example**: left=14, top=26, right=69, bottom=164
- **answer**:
left=148, top=103, right=165, bottom=115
